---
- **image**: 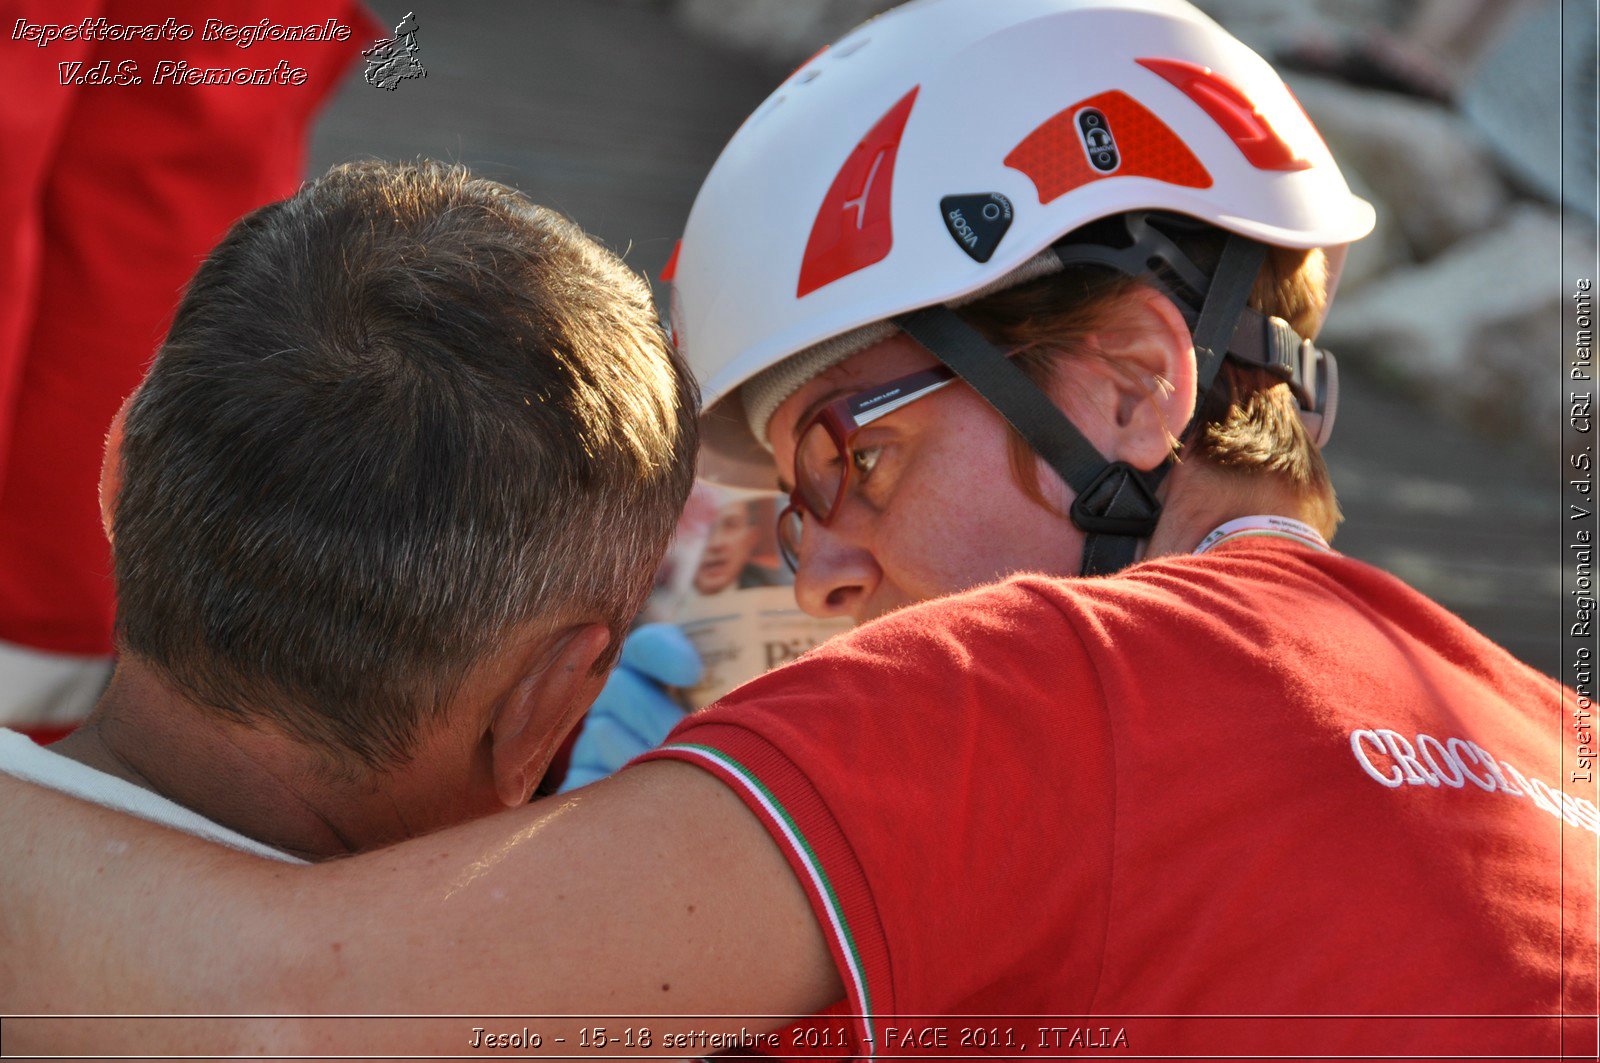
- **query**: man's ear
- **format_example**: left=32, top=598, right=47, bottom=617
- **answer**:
left=99, top=393, right=136, bottom=543
left=488, top=624, right=612, bottom=808
left=1066, top=286, right=1198, bottom=471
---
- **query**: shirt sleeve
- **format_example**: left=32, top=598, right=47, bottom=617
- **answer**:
left=632, top=577, right=1117, bottom=1042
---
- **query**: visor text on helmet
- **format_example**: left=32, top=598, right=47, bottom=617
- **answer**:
left=939, top=193, right=1013, bottom=263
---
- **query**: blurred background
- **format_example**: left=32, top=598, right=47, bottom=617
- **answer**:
left=308, top=0, right=1593, bottom=674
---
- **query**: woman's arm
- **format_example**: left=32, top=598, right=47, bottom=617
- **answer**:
left=0, top=760, right=841, bottom=1053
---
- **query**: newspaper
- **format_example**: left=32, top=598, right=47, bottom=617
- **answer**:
left=645, top=482, right=851, bottom=709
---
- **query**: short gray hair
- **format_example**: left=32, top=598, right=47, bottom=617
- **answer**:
left=115, top=161, right=698, bottom=770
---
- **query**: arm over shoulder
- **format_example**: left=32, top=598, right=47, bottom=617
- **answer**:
left=0, top=760, right=839, bottom=1049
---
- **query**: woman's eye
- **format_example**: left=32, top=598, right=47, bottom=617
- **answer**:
left=850, top=445, right=882, bottom=478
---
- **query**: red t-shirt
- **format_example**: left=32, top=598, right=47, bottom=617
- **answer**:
left=638, top=537, right=1597, bottom=1059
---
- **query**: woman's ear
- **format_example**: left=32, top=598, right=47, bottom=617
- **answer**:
left=1072, top=286, right=1197, bottom=471
left=99, top=392, right=137, bottom=543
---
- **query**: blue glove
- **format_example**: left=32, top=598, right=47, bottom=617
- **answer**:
left=559, top=623, right=703, bottom=791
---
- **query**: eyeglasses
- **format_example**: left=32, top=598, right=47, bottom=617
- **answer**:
left=777, top=365, right=957, bottom=571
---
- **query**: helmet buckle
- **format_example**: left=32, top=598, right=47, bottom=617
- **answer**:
left=1069, top=461, right=1163, bottom=537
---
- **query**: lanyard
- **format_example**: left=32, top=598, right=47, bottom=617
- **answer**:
left=1193, top=514, right=1331, bottom=556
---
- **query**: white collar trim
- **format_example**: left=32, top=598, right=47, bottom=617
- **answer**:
left=1193, top=515, right=1331, bottom=556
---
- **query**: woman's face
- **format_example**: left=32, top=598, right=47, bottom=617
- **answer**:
left=767, top=333, right=1097, bottom=625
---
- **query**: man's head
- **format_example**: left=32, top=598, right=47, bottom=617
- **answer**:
left=103, top=161, right=696, bottom=823
left=693, top=499, right=767, bottom=596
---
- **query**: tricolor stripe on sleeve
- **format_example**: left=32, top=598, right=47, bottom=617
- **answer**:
left=651, top=741, right=879, bottom=1056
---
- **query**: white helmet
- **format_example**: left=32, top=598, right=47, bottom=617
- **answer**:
left=667, top=0, right=1374, bottom=573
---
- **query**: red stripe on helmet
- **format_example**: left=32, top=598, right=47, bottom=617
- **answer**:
left=1005, top=90, right=1211, bottom=204
left=796, top=86, right=919, bottom=298
left=1137, top=57, right=1312, bottom=172
left=659, top=239, right=681, bottom=283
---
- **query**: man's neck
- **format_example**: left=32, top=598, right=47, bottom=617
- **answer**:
left=51, top=663, right=401, bottom=861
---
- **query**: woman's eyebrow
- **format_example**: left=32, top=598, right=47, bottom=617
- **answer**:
left=791, top=386, right=851, bottom=440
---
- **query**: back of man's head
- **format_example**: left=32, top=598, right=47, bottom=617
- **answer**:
left=112, top=160, right=697, bottom=771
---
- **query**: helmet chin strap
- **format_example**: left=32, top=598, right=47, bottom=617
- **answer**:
left=898, top=214, right=1321, bottom=577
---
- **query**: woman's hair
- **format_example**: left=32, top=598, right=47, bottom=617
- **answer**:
left=958, top=217, right=1340, bottom=536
